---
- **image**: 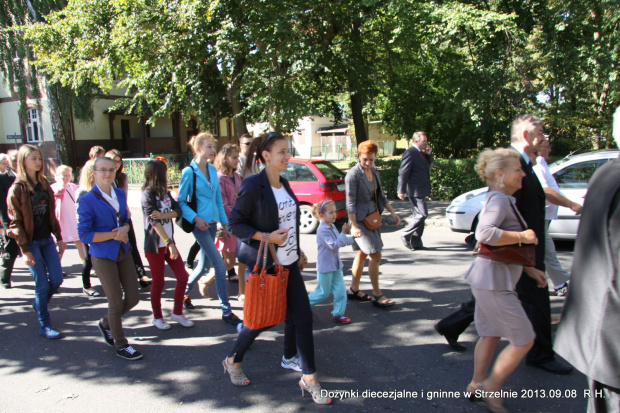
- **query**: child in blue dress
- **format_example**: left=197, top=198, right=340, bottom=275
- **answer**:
left=308, top=200, right=354, bottom=324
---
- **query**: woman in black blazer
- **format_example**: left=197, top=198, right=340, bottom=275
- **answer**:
left=224, top=133, right=331, bottom=405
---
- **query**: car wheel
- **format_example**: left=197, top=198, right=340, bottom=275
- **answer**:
left=299, top=204, right=319, bottom=234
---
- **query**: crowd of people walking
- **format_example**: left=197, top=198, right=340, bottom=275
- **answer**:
left=2, top=109, right=619, bottom=411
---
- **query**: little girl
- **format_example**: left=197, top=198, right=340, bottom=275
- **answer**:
left=308, top=200, right=354, bottom=324
left=141, top=159, right=194, bottom=330
left=52, top=165, right=86, bottom=265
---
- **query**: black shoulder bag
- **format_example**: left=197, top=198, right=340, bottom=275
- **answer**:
left=177, top=166, right=197, bottom=233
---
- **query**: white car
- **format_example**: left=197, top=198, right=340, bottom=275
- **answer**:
left=446, top=150, right=620, bottom=242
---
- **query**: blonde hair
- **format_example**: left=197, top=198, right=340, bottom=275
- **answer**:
left=56, top=165, right=73, bottom=176
left=16, top=144, right=48, bottom=192
left=214, top=143, right=240, bottom=175
left=188, top=132, right=215, bottom=157
left=89, top=145, right=105, bottom=159
left=312, top=200, right=336, bottom=218
left=78, top=159, right=96, bottom=192
left=475, top=148, right=521, bottom=183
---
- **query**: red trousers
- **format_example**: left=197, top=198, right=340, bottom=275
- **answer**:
left=145, top=247, right=189, bottom=319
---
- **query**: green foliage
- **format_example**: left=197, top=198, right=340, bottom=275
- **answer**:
left=348, top=157, right=482, bottom=201
left=122, top=158, right=182, bottom=186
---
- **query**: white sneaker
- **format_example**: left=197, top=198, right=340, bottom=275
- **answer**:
left=170, top=313, right=194, bottom=328
left=281, top=354, right=302, bottom=372
left=152, top=318, right=171, bottom=330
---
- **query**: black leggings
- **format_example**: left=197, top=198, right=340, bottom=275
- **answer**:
left=81, top=243, right=93, bottom=289
left=127, top=219, right=147, bottom=279
left=228, top=262, right=316, bottom=374
left=186, top=241, right=201, bottom=266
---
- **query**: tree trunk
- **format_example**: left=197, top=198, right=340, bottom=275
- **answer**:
left=230, top=55, right=248, bottom=139
left=350, top=91, right=367, bottom=145
left=46, top=83, right=74, bottom=166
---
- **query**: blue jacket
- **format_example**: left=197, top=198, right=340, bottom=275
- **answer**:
left=77, top=185, right=130, bottom=260
left=177, top=160, right=228, bottom=225
left=229, top=169, right=301, bottom=268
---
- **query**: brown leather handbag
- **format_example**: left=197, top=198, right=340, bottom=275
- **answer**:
left=243, top=233, right=289, bottom=330
left=362, top=179, right=382, bottom=231
left=473, top=202, right=535, bottom=267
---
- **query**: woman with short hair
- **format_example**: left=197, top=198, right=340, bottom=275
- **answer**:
left=345, top=140, right=401, bottom=308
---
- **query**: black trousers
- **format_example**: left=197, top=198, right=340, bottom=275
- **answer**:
left=229, top=262, right=316, bottom=374
left=436, top=296, right=475, bottom=338
left=186, top=241, right=201, bottom=266
left=516, top=271, right=554, bottom=364
left=0, top=236, right=19, bottom=285
left=127, top=219, right=147, bottom=279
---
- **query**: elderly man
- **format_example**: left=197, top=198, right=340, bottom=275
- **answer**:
left=555, top=107, right=620, bottom=412
left=510, top=114, right=572, bottom=375
left=533, top=139, right=582, bottom=295
left=398, top=131, right=433, bottom=250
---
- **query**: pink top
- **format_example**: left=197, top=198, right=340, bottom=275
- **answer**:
left=51, top=182, right=80, bottom=242
left=215, top=170, right=242, bottom=253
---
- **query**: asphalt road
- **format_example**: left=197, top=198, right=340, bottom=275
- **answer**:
left=0, top=193, right=588, bottom=412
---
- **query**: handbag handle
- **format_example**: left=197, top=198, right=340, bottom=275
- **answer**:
left=508, top=202, right=527, bottom=231
left=253, top=232, right=283, bottom=272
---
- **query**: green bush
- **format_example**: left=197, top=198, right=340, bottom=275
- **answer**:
left=347, top=157, right=483, bottom=201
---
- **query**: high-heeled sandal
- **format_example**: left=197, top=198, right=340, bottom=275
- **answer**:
left=299, top=377, right=332, bottom=405
left=465, top=383, right=482, bottom=402
left=479, top=384, right=510, bottom=413
left=222, top=358, right=250, bottom=386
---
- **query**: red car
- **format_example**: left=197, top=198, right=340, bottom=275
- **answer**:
left=282, top=158, right=348, bottom=233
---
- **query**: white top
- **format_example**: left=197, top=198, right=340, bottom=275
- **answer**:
left=533, top=156, right=561, bottom=220
left=156, top=194, right=174, bottom=247
left=96, top=184, right=121, bottom=227
left=271, top=185, right=299, bottom=265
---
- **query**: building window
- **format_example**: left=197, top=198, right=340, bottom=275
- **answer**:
left=26, top=108, right=42, bottom=143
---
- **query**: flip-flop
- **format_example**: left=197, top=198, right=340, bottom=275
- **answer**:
left=347, top=288, right=372, bottom=301
left=372, top=294, right=395, bottom=308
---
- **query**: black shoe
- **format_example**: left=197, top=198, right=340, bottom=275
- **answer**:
left=139, top=279, right=152, bottom=288
left=526, top=360, right=573, bottom=375
left=116, top=345, right=143, bottom=360
left=98, top=320, right=115, bottom=347
left=434, top=323, right=466, bottom=352
left=183, top=296, right=195, bottom=309
left=413, top=246, right=431, bottom=251
left=222, top=312, right=243, bottom=326
left=1, top=282, right=10, bottom=289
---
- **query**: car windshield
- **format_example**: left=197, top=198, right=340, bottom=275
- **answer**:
left=313, top=162, right=345, bottom=181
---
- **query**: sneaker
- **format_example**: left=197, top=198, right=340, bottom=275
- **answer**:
left=332, top=315, right=351, bottom=324
left=40, top=326, right=61, bottom=339
left=152, top=318, right=171, bottom=330
left=183, top=296, right=195, bottom=309
left=116, top=345, right=143, bottom=360
left=170, top=313, right=194, bottom=328
left=281, top=354, right=302, bottom=372
left=555, top=282, right=569, bottom=297
left=98, top=320, right=115, bottom=347
left=222, top=312, right=242, bottom=326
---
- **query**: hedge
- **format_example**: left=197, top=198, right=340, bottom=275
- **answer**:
left=348, top=158, right=483, bottom=201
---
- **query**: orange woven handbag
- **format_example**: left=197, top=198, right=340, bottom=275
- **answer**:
left=243, top=233, right=289, bottom=330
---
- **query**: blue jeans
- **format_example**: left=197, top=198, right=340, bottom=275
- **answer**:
left=28, top=237, right=63, bottom=328
left=186, top=225, right=230, bottom=316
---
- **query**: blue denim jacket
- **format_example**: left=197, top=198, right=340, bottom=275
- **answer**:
left=77, top=185, right=130, bottom=260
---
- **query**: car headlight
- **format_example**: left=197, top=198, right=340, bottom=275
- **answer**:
left=450, top=193, right=476, bottom=207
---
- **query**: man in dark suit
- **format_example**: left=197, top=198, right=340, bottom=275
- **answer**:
left=555, top=107, right=620, bottom=411
left=398, top=131, right=433, bottom=250
left=509, top=114, right=572, bottom=375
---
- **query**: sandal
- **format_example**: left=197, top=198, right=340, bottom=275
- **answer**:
left=347, top=287, right=372, bottom=301
left=299, top=377, right=332, bottom=405
left=372, top=294, right=395, bottom=308
left=222, top=358, right=250, bottom=386
left=465, top=383, right=482, bottom=402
